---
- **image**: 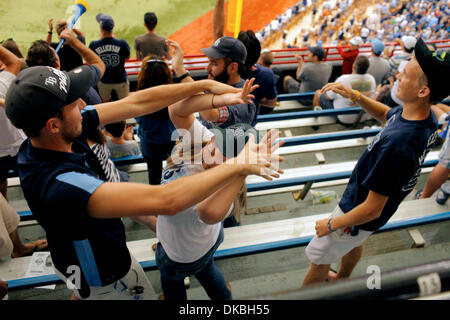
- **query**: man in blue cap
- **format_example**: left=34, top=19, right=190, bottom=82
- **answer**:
left=89, top=13, right=130, bottom=102
left=367, top=38, right=391, bottom=86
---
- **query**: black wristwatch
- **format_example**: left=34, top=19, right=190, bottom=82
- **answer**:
left=176, top=72, right=190, bottom=81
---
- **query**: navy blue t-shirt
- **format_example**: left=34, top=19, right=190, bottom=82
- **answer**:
left=339, top=107, right=438, bottom=231
left=242, top=64, right=278, bottom=122
left=17, top=105, right=130, bottom=297
left=89, top=37, right=130, bottom=84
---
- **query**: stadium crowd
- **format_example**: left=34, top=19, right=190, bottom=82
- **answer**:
left=0, top=0, right=449, bottom=301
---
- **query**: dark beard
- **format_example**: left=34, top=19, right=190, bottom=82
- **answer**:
left=214, top=67, right=230, bottom=84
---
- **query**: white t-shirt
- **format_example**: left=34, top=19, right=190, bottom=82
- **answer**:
left=327, top=74, right=376, bottom=124
left=0, top=71, right=27, bottom=157
left=361, top=27, right=370, bottom=38
left=156, top=119, right=232, bottom=263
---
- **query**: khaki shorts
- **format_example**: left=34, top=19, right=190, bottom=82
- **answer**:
left=305, top=206, right=372, bottom=265
left=55, top=254, right=157, bottom=300
left=0, top=194, right=20, bottom=259
left=97, top=80, right=129, bottom=102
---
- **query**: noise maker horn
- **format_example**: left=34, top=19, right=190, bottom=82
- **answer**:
left=55, top=0, right=90, bottom=53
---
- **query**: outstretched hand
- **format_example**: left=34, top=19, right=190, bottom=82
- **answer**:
left=231, top=129, right=284, bottom=181
left=214, top=78, right=259, bottom=106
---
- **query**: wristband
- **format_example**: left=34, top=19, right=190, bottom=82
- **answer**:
left=350, top=90, right=361, bottom=103
left=176, top=72, right=190, bottom=82
left=48, top=31, right=53, bottom=35
left=327, top=219, right=336, bottom=232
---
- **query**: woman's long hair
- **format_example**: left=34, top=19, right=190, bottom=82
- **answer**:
left=137, top=55, right=173, bottom=90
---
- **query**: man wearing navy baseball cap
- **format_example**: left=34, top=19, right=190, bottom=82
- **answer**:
left=198, top=36, right=258, bottom=130
left=89, top=13, right=130, bottom=102
left=303, top=38, right=450, bottom=287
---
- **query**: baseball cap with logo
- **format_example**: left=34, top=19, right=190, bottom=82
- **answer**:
left=210, top=123, right=260, bottom=158
left=415, top=38, right=450, bottom=103
left=370, top=38, right=385, bottom=55
left=308, top=46, right=326, bottom=61
left=5, top=65, right=95, bottom=132
left=401, top=36, right=417, bottom=50
left=96, top=13, right=114, bottom=32
left=201, top=36, right=247, bottom=65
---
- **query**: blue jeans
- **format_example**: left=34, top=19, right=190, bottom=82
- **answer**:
left=155, top=227, right=231, bottom=300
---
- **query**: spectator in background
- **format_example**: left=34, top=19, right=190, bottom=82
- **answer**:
left=105, top=121, right=140, bottom=160
left=47, top=18, right=86, bottom=72
left=135, top=53, right=176, bottom=186
left=337, top=36, right=363, bottom=74
left=367, top=38, right=390, bottom=86
left=134, top=12, right=171, bottom=60
left=0, top=46, right=26, bottom=201
left=257, top=49, right=274, bottom=69
left=0, top=194, right=47, bottom=260
left=318, top=55, right=376, bottom=125
left=1, top=39, right=27, bottom=72
left=419, top=121, right=450, bottom=200
left=26, top=31, right=103, bottom=106
left=1, top=39, right=24, bottom=59
left=387, top=35, right=416, bottom=77
left=89, top=13, right=130, bottom=102
left=283, top=46, right=333, bottom=106
left=238, top=30, right=278, bottom=118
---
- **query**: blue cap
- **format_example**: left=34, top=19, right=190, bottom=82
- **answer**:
left=371, top=38, right=384, bottom=55
left=96, top=13, right=114, bottom=32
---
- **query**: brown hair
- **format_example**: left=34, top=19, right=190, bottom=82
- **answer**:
left=137, top=55, right=172, bottom=90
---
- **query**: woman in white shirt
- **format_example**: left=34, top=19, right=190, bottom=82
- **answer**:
left=155, top=79, right=283, bottom=300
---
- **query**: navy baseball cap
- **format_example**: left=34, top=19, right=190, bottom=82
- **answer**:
left=96, top=13, right=114, bottom=32
left=210, top=123, right=259, bottom=158
left=415, top=38, right=450, bottom=103
left=5, top=66, right=94, bottom=132
left=201, top=36, right=247, bottom=65
left=307, top=46, right=326, bottom=61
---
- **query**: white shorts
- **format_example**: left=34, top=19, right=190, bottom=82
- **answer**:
left=55, top=254, right=157, bottom=300
left=305, top=206, right=372, bottom=265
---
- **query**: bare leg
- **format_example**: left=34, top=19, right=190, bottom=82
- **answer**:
left=302, top=263, right=330, bottom=286
left=336, top=245, right=364, bottom=279
left=313, top=90, right=322, bottom=107
left=10, top=229, right=48, bottom=258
